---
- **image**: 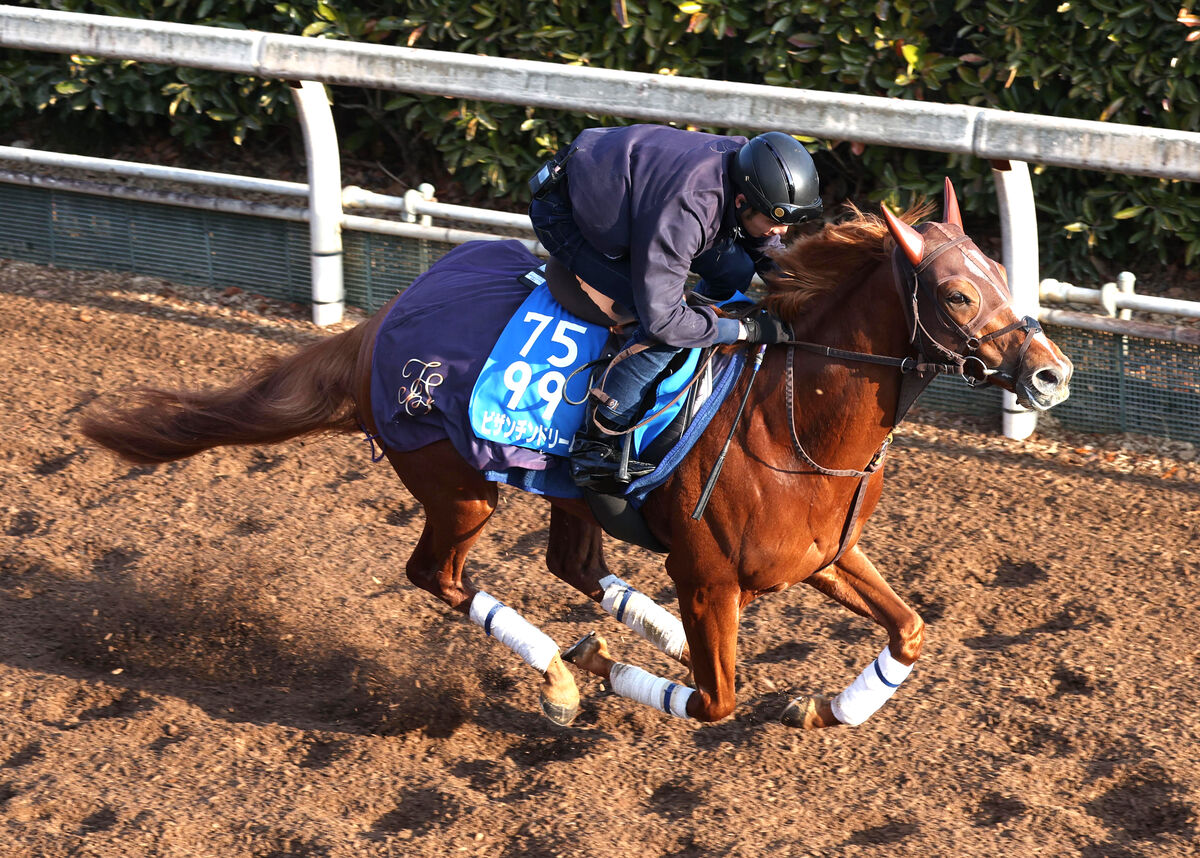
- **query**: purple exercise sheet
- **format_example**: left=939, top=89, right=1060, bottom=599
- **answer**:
left=368, top=239, right=559, bottom=473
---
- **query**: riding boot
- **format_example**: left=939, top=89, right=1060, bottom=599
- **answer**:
left=568, top=408, right=655, bottom=494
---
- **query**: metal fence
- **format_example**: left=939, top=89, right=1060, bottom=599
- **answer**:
left=4, top=181, right=1196, bottom=445
left=5, top=8, right=1200, bottom=444
left=0, top=183, right=455, bottom=313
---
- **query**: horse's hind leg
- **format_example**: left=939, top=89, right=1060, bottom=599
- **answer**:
left=545, top=501, right=690, bottom=667
left=385, top=442, right=579, bottom=725
left=782, top=545, right=925, bottom=730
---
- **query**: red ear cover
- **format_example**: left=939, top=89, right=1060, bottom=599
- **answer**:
left=943, top=177, right=963, bottom=228
left=881, top=203, right=924, bottom=267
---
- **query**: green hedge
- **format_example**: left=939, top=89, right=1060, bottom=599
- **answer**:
left=2, top=0, right=1198, bottom=281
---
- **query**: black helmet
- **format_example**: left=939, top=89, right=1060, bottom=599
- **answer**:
left=732, top=132, right=823, bottom=225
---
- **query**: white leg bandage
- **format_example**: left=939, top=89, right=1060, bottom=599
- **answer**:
left=830, top=646, right=914, bottom=727
left=599, top=574, right=688, bottom=661
left=609, top=662, right=694, bottom=719
left=468, top=591, right=559, bottom=674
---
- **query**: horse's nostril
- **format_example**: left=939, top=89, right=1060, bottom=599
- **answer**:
left=1034, top=367, right=1062, bottom=391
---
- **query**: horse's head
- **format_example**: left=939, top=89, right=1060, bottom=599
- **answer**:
left=881, top=179, right=1072, bottom=411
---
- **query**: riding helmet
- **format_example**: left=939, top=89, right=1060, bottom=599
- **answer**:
left=732, top=131, right=823, bottom=225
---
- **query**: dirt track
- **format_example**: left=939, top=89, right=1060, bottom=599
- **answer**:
left=1, top=258, right=1198, bottom=858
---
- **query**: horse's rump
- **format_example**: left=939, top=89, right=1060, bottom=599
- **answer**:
left=369, top=240, right=566, bottom=476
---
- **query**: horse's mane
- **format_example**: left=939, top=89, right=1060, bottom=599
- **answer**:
left=762, top=200, right=936, bottom=325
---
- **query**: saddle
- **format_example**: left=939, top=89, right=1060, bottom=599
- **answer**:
left=543, top=258, right=637, bottom=328
left=540, top=259, right=748, bottom=552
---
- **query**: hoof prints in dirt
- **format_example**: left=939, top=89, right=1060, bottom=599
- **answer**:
left=905, top=590, right=947, bottom=623
left=42, top=688, right=157, bottom=731
left=250, top=829, right=330, bottom=858
left=499, top=830, right=563, bottom=858
left=148, top=727, right=189, bottom=753
left=972, top=792, right=1027, bottom=826
left=754, top=640, right=815, bottom=664
left=646, top=780, right=703, bottom=821
left=964, top=602, right=1112, bottom=651
left=246, top=451, right=286, bottom=474
left=1004, top=720, right=1073, bottom=758
left=232, top=516, right=275, bottom=536
left=71, top=689, right=157, bottom=723
left=34, top=448, right=85, bottom=476
left=453, top=759, right=504, bottom=791
left=509, top=527, right=550, bottom=556
left=1083, top=765, right=1198, bottom=847
left=79, top=806, right=119, bottom=834
left=1051, top=665, right=1107, bottom=697
left=505, top=733, right=589, bottom=767
left=846, top=820, right=920, bottom=845
left=93, top=547, right=143, bottom=574
left=372, top=787, right=461, bottom=836
left=3, top=741, right=42, bottom=768
left=992, top=559, right=1049, bottom=588
left=296, top=737, right=350, bottom=769
left=384, top=502, right=419, bottom=527
left=828, top=617, right=871, bottom=645
left=6, top=509, right=48, bottom=537
left=325, top=468, right=367, bottom=490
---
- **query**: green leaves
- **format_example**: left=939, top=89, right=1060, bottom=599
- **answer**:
left=0, top=0, right=1195, bottom=282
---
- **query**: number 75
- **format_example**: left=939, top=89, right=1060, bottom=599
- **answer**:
left=519, top=312, right=587, bottom=367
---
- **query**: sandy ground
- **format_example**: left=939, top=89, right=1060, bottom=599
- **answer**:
left=1, top=259, right=1197, bottom=858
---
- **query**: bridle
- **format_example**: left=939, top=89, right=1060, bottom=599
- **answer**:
left=748, top=227, right=1042, bottom=562
left=895, top=229, right=1042, bottom=389
left=693, top=223, right=1044, bottom=540
left=784, top=226, right=1042, bottom=401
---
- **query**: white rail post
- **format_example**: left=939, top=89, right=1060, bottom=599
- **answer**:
left=291, top=80, right=344, bottom=326
left=992, top=159, right=1039, bottom=440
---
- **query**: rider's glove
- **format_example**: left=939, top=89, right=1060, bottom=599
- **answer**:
left=740, top=308, right=794, bottom=344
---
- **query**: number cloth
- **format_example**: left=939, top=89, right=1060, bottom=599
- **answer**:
left=468, top=278, right=609, bottom=455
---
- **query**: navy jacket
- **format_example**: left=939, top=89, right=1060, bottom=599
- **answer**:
left=562, top=125, right=781, bottom=347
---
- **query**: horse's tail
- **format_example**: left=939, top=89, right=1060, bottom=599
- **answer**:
left=80, top=323, right=368, bottom=465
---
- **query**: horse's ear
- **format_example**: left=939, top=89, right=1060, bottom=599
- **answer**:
left=943, top=177, right=963, bottom=228
left=881, top=203, right=924, bottom=266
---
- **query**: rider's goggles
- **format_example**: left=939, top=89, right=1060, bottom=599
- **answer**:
left=766, top=200, right=823, bottom=225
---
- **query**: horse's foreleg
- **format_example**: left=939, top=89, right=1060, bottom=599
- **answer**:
left=563, top=632, right=693, bottom=719
left=387, top=445, right=578, bottom=725
left=564, top=579, right=738, bottom=723
left=783, top=545, right=924, bottom=729
left=546, top=502, right=690, bottom=667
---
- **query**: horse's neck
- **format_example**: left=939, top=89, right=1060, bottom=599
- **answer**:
left=794, top=259, right=910, bottom=358
left=769, top=260, right=910, bottom=468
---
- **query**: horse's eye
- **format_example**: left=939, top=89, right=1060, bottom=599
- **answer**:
left=947, top=291, right=970, bottom=306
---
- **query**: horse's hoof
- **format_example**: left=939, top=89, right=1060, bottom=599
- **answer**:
left=562, top=631, right=599, bottom=666
left=781, top=695, right=838, bottom=730
left=540, top=695, right=580, bottom=727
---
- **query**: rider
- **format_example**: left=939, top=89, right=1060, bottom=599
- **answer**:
left=527, top=124, right=824, bottom=486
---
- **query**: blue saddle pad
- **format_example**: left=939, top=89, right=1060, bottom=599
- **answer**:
left=468, top=277, right=608, bottom=456
left=469, top=273, right=725, bottom=459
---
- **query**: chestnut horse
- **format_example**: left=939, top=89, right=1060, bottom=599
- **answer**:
left=81, top=181, right=1073, bottom=730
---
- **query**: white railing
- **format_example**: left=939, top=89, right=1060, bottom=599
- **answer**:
left=1, top=6, right=1198, bottom=437
left=2, top=7, right=1196, bottom=181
